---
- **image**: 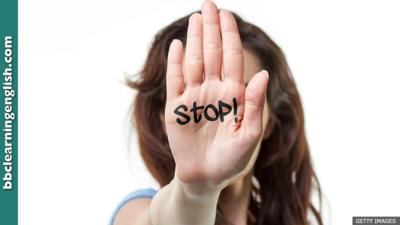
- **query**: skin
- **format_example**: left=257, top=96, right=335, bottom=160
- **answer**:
left=114, top=1, right=269, bottom=225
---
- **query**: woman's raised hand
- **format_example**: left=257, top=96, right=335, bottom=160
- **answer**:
left=165, top=1, right=269, bottom=191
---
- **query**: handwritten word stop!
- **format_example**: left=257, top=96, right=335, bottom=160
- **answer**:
left=174, top=97, right=238, bottom=125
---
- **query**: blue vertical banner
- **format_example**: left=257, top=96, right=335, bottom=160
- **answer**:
left=0, top=0, right=18, bottom=224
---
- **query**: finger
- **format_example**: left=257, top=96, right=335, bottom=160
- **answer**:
left=166, top=39, right=184, bottom=100
left=241, top=70, right=269, bottom=136
left=184, top=13, right=204, bottom=86
left=220, top=10, right=243, bottom=83
left=202, top=0, right=222, bottom=81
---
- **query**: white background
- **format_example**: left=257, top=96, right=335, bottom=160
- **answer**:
left=20, top=0, right=400, bottom=224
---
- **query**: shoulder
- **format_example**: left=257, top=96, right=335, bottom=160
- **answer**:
left=110, top=188, right=157, bottom=225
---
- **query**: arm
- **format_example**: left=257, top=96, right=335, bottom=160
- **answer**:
left=113, top=179, right=222, bottom=225
left=149, top=178, right=223, bottom=225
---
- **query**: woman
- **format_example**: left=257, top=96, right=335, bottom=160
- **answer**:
left=111, top=1, right=323, bottom=225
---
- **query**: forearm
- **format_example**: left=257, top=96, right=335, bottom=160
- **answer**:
left=149, top=178, right=223, bottom=225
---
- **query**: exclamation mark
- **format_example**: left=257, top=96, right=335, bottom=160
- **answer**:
left=233, top=97, right=238, bottom=123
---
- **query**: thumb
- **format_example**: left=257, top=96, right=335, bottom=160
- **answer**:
left=241, top=70, right=269, bottom=137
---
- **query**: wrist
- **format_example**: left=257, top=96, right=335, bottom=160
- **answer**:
left=172, top=176, right=226, bottom=201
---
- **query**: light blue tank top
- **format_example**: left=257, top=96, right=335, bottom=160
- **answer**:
left=109, top=188, right=157, bottom=225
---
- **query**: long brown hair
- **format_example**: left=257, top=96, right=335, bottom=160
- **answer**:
left=128, top=11, right=323, bottom=225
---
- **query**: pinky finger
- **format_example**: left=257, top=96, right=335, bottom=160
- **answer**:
left=166, top=39, right=185, bottom=100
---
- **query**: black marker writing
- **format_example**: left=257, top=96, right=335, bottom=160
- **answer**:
left=233, top=97, right=238, bottom=123
left=204, top=104, right=219, bottom=121
left=190, top=101, right=204, bottom=123
left=218, top=100, right=232, bottom=122
left=174, top=97, right=238, bottom=125
left=174, top=105, right=191, bottom=125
